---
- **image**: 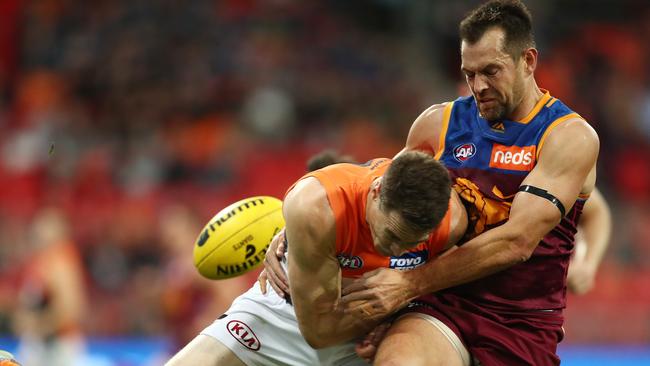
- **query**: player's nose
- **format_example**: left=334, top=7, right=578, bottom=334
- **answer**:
left=473, top=75, right=489, bottom=93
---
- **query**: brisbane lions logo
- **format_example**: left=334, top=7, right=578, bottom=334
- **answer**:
left=453, top=143, right=477, bottom=162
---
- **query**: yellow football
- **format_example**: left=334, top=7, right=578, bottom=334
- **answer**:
left=193, top=196, right=285, bottom=280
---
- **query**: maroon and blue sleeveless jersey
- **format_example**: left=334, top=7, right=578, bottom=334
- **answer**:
left=435, top=90, right=589, bottom=312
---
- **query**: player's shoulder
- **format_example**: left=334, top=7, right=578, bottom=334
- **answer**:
left=417, top=102, right=452, bottom=122
left=545, top=116, right=599, bottom=149
left=419, top=96, right=473, bottom=119
left=562, top=115, right=598, bottom=134
left=285, top=177, right=329, bottom=213
left=542, top=95, right=596, bottom=137
left=538, top=115, right=599, bottom=166
left=284, top=177, right=334, bottom=233
left=405, top=102, right=454, bottom=153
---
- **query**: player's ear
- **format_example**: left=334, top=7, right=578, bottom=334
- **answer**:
left=370, top=178, right=382, bottom=200
left=522, top=47, right=537, bottom=75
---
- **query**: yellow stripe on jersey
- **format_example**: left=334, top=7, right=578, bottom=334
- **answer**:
left=434, top=102, right=454, bottom=160
left=517, top=90, right=552, bottom=124
left=536, top=112, right=582, bottom=160
left=577, top=192, right=591, bottom=200
left=545, top=98, right=558, bottom=108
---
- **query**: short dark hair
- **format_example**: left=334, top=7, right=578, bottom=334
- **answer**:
left=459, top=0, right=535, bottom=59
left=306, top=150, right=356, bottom=172
left=380, top=151, right=451, bottom=233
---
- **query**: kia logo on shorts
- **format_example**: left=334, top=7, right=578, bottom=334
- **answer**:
left=227, top=320, right=261, bottom=351
left=453, top=143, right=477, bottom=162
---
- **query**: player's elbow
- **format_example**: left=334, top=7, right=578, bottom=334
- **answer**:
left=303, top=330, right=336, bottom=349
left=294, top=300, right=341, bottom=348
left=513, top=244, right=534, bottom=263
left=505, top=228, right=538, bottom=264
left=299, top=318, right=339, bottom=349
left=504, top=225, right=541, bottom=265
left=304, top=335, right=328, bottom=349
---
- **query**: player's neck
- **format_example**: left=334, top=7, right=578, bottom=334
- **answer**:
left=508, top=82, right=544, bottom=121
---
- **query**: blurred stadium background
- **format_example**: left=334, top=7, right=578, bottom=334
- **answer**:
left=0, top=0, right=649, bottom=365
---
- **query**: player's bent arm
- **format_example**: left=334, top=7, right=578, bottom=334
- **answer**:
left=394, top=103, right=449, bottom=158
left=489, top=118, right=600, bottom=260
left=285, top=178, right=377, bottom=349
left=399, top=118, right=600, bottom=296
left=574, top=187, right=612, bottom=271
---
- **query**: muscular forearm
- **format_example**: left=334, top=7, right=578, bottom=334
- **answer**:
left=292, top=270, right=379, bottom=348
left=300, top=305, right=379, bottom=348
left=579, top=189, right=611, bottom=269
left=402, top=223, right=531, bottom=299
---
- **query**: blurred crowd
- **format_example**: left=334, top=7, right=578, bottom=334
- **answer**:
left=0, top=0, right=649, bottom=356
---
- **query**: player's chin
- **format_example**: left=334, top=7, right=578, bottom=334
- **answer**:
left=479, top=100, right=502, bottom=114
left=481, top=109, right=503, bottom=122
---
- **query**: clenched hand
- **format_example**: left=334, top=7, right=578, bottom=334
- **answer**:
left=258, top=229, right=290, bottom=297
left=340, top=267, right=416, bottom=320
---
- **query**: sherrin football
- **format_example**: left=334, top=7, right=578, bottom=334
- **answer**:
left=0, top=350, right=20, bottom=366
left=193, top=196, right=285, bottom=279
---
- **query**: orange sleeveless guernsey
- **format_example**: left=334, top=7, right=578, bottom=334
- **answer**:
left=291, top=158, right=451, bottom=278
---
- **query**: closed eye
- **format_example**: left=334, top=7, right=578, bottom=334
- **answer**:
left=483, top=67, right=498, bottom=76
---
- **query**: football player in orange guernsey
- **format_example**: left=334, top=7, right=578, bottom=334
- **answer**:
left=12, top=209, right=87, bottom=366
left=166, top=151, right=468, bottom=365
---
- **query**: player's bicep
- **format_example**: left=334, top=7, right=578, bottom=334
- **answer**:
left=286, top=223, right=340, bottom=314
left=508, top=119, right=599, bottom=241
left=283, top=188, right=340, bottom=323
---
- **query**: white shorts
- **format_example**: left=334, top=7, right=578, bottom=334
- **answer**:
left=201, top=282, right=367, bottom=366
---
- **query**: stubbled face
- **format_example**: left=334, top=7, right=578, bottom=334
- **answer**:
left=367, top=203, right=430, bottom=257
left=461, top=27, right=526, bottom=122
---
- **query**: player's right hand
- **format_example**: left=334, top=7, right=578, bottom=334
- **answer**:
left=259, top=228, right=290, bottom=297
left=341, top=267, right=413, bottom=320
